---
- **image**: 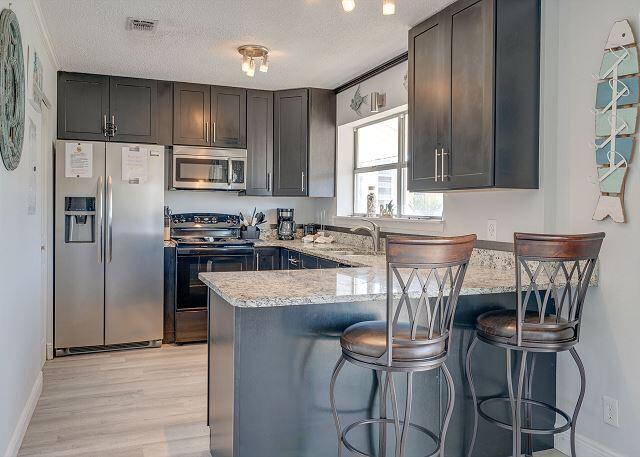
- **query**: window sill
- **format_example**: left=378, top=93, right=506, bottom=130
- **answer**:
left=332, top=215, right=445, bottom=234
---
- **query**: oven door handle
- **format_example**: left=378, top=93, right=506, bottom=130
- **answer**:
left=176, top=247, right=255, bottom=255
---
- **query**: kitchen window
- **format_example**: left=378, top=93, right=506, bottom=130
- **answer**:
left=353, top=112, right=443, bottom=218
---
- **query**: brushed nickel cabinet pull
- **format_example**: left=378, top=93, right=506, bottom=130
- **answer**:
left=205, top=122, right=209, bottom=143
left=267, top=172, right=271, bottom=192
left=212, top=122, right=216, bottom=143
left=103, top=115, right=108, bottom=137
left=441, top=148, right=448, bottom=181
left=111, top=115, right=117, bottom=136
left=301, top=171, right=305, bottom=192
left=434, top=148, right=439, bottom=182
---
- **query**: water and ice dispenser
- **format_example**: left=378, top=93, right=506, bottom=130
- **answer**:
left=64, top=197, right=96, bottom=243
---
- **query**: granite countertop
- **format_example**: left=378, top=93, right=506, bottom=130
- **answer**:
left=199, top=239, right=526, bottom=308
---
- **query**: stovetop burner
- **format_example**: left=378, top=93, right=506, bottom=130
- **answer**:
left=170, top=213, right=253, bottom=249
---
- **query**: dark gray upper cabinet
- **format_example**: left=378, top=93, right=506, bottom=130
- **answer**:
left=273, top=88, right=335, bottom=197
left=173, top=82, right=210, bottom=146
left=211, top=86, right=246, bottom=149
left=274, top=89, right=308, bottom=197
left=109, top=77, right=158, bottom=144
left=408, top=0, right=540, bottom=191
left=58, top=72, right=109, bottom=141
left=246, top=90, right=273, bottom=196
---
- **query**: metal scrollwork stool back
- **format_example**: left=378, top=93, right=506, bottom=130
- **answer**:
left=330, top=234, right=477, bottom=457
left=465, top=232, right=605, bottom=457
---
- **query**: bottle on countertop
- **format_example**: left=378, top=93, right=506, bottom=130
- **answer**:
left=366, top=186, right=377, bottom=218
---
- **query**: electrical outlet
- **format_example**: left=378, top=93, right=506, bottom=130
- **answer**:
left=603, top=396, right=619, bottom=427
left=487, top=219, right=497, bottom=241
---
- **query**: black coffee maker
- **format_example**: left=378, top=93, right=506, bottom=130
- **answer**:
left=277, top=208, right=295, bottom=240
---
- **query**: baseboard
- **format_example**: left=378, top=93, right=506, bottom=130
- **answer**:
left=556, top=433, right=624, bottom=457
left=3, top=371, right=42, bottom=457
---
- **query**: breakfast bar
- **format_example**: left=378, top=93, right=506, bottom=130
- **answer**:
left=200, top=243, right=562, bottom=457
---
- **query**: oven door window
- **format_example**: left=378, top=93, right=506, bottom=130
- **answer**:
left=175, top=157, right=229, bottom=184
left=176, top=254, right=250, bottom=310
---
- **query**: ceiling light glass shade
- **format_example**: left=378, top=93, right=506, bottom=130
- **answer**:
left=241, top=55, right=251, bottom=72
left=342, top=0, right=356, bottom=12
left=246, top=59, right=255, bottom=77
left=382, top=0, right=396, bottom=15
left=260, top=55, right=269, bottom=72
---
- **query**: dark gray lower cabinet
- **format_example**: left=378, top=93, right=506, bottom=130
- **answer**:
left=109, top=77, right=157, bottom=144
left=255, top=247, right=280, bottom=271
left=246, top=90, right=273, bottom=196
left=57, top=72, right=109, bottom=141
left=408, top=0, right=540, bottom=191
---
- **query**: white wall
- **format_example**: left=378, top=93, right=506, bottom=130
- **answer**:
left=550, top=2, right=639, bottom=456
left=0, top=2, right=57, bottom=456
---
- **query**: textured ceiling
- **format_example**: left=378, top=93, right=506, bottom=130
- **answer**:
left=37, top=0, right=455, bottom=90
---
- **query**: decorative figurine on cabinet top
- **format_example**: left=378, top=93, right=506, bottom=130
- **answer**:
left=592, top=19, right=638, bottom=223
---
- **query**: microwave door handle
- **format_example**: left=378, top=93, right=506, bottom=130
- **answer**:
left=228, top=159, right=232, bottom=187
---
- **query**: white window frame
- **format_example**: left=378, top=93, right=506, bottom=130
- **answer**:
left=352, top=111, right=442, bottom=220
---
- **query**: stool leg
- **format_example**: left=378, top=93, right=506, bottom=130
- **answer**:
left=377, top=370, right=389, bottom=457
left=399, top=372, right=414, bottom=457
left=524, top=353, right=537, bottom=457
left=440, top=362, right=455, bottom=457
left=569, top=348, right=586, bottom=457
left=465, top=335, right=479, bottom=457
left=330, top=356, right=346, bottom=457
left=388, top=373, right=402, bottom=456
left=513, top=351, right=528, bottom=457
left=506, top=349, right=517, bottom=456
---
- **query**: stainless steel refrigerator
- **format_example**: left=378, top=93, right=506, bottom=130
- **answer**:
left=55, top=140, right=164, bottom=354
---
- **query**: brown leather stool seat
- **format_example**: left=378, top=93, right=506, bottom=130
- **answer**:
left=476, top=310, right=575, bottom=344
left=340, top=320, right=446, bottom=361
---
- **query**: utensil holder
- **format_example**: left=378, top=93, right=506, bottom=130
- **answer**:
left=241, top=226, right=260, bottom=240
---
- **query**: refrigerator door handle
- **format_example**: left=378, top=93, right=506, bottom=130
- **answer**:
left=107, top=175, right=113, bottom=263
left=97, top=176, right=104, bottom=264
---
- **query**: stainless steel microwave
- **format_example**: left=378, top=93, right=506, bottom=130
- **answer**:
left=171, top=146, right=247, bottom=190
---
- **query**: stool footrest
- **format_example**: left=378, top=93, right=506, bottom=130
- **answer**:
left=477, top=396, right=572, bottom=435
left=341, top=418, right=441, bottom=457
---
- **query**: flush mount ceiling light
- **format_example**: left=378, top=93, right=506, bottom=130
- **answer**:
left=340, top=0, right=396, bottom=15
left=238, top=45, right=269, bottom=78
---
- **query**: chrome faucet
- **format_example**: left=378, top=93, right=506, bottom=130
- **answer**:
left=350, top=219, right=381, bottom=253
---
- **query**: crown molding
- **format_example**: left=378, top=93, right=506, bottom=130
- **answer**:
left=27, top=0, right=60, bottom=69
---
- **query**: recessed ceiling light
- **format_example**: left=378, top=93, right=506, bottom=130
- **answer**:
left=382, top=0, right=396, bottom=15
left=342, top=0, right=356, bottom=12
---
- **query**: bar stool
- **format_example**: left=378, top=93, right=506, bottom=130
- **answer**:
left=330, top=234, right=477, bottom=457
left=465, top=232, right=605, bottom=457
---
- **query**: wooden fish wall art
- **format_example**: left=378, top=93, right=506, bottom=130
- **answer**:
left=592, top=20, right=638, bottom=223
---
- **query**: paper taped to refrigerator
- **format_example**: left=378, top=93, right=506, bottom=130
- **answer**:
left=122, top=146, right=149, bottom=184
left=65, top=142, right=93, bottom=178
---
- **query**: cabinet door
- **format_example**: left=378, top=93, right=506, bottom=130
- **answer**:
left=299, top=254, right=318, bottom=270
left=173, top=83, right=210, bottom=146
left=109, top=77, right=157, bottom=144
left=316, top=258, right=338, bottom=269
left=246, top=90, right=273, bottom=195
left=441, top=0, right=494, bottom=188
left=211, top=86, right=247, bottom=148
left=57, top=72, right=109, bottom=141
left=255, top=248, right=280, bottom=271
left=408, top=15, right=445, bottom=191
left=273, top=89, right=308, bottom=196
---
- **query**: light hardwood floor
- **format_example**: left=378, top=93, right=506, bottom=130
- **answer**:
left=18, top=343, right=568, bottom=457
left=18, top=344, right=210, bottom=457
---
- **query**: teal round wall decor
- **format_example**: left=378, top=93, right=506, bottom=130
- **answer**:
left=0, top=8, right=25, bottom=171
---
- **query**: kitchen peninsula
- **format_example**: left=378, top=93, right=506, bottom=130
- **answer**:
left=200, top=242, right=562, bottom=457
